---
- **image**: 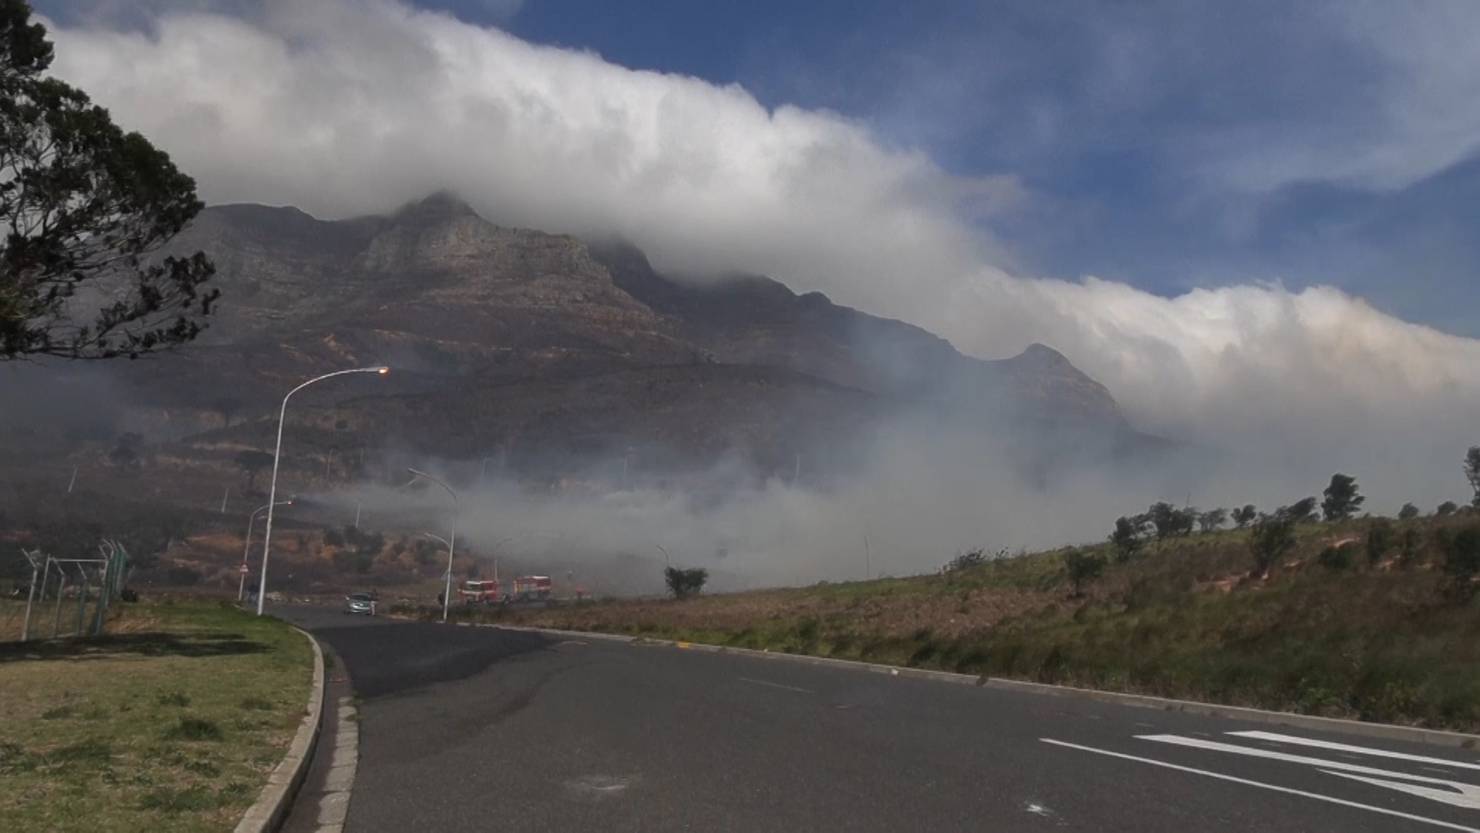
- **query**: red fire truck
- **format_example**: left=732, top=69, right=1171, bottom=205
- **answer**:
left=457, top=579, right=502, bottom=605
left=511, top=575, right=553, bottom=601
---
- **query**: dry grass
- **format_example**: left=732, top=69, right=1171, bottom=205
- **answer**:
left=463, top=513, right=1480, bottom=731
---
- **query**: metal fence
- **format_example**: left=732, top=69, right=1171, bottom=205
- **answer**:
left=4, top=541, right=130, bottom=642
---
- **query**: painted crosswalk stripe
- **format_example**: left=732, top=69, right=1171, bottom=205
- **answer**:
left=1227, top=730, right=1480, bottom=773
left=1041, top=738, right=1480, bottom=833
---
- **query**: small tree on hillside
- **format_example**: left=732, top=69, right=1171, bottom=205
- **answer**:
left=1062, top=548, right=1105, bottom=598
left=235, top=449, right=273, bottom=492
left=1231, top=505, right=1257, bottom=529
left=1198, top=508, right=1228, bottom=533
left=1249, top=509, right=1298, bottom=579
left=1441, top=524, right=1480, bottom=600
left=1288, top=497, right=1319, bottom=523
left=664, top=567, right=708, bottom=599
left=1398, top=503, right=1421, bottom=521
left=1321, top=474, right=1364, bottom=521
left=1109, top=516, right=1144, bottom=563
left=1466, top=447, right=1480, bottom=508
left=1437, top=501, right=1459, bottom=517
left=1366, top=519, right=1394, bottom=566
left=1399, top=526, right=1423, bottom=565
left=1148, top=502, right=1195, bottom=540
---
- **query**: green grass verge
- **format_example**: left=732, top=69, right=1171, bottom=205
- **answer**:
left=0, top=601, right=313, bottom=832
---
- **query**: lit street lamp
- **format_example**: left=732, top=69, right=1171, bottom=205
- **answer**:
left=239, top=499, right=291, bottom=602
left=257, top=366, right=389, bottom=616
left=408, top=467, right=458, bottom=623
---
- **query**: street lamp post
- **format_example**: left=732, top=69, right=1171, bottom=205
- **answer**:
left=240, top=500, right=292, bottom=602
left=408, top=468, right=457, bottom=623
left=257, top=366, right=388, bottom=616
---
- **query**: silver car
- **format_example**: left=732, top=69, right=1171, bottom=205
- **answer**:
left=343, top=592, right=376, bottom=615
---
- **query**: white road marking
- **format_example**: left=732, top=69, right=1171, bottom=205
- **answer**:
left=1227, top=731, right=1480, bottom=773
left=1139, top=734, right=1480, bottom=810
left=737, top=676, right=814, bottom=694
left=1041, top=739, right=1480, bottom=833
left=1326, top=771, right=1480, bottom=810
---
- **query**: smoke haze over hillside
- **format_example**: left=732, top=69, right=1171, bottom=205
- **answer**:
left=27, top=0, right=1480, bottom=581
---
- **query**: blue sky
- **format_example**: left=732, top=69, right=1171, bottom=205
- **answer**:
left=421, top=0, right=1480, bottom=336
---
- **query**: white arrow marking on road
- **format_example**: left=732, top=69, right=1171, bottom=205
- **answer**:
left=1041, top=739, right=1480, bottom=832
left=1227, top=730, right=1480, bottom=773
left=1326, top=771, right=1480, bottom=810
left=1138, top=734, right=1480, bottom=810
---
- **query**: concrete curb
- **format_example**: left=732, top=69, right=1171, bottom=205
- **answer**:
left=490, top=623, right=1480, bottom=751
left=234, top=626, right=326, bottom=833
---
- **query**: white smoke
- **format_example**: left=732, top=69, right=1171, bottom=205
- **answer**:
left=42, top=0, right=1480, bottom=529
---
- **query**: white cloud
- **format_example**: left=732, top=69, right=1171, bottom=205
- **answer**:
left=45, top=0, right=1480, bottom=509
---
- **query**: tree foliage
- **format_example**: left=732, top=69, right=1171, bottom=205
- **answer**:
left=234, top=449, right=273, bottom=491
left=1147, top=502, right=1195, bottom=540
left=1366, top=519, right=1393, bottom=566
left=664, top=566, right=708, bottom=599
left=1249, top=508, right=1299, bottom=578
left=1197, top=508, right=1228, bottom=533
left=1321, top=474, right=1364, bottom=521
left=1109, top=516, right=1144, bottom=563
left=1437, top=501, right=1459, bottom=518
left=1398, top=503, right=1420, bottom=521
left=1287, top=497, right=1319, bottom=523
left=0, top=0, right=217, bottom=359
left=1062, top=547, right=1105, bottom=598
left=1466, top=447, right=1480, bottom=508
left=1231, top=505, right=1257, bottom=528
left=1440, top=524, right=1480, bottom=600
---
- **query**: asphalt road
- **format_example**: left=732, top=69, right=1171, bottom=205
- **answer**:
left=277, top=606, right=1480, bottom=832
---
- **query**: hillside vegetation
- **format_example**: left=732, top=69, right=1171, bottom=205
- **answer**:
left=489, top=507, right=1480, bottom=732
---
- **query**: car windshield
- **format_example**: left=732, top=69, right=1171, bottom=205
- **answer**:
left=349, top=594, right=372, bottom=602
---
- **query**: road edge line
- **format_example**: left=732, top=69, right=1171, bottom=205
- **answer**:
left=488, top=623, right=1480, bottom=750
left=233, top=626, right=326, bottom=833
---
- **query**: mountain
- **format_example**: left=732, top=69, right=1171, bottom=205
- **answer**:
left=3, top=194, right=1154, bottom=495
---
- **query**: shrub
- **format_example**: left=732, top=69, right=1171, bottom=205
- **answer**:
left=1249, top=511, right=1298, bottom=578
left=1198, top=508, right=1228, bottom=533
left=1441, top=524, right=1480, bottom=598
left=1109, top=516, right=1144, bottom=563
left=1365, top=520, right=1394, bottom=566
left=1317, top=545, right=1353, bottom=570
left=664, top=567, right=708, bottom=599
left=1398, top=527, right=1423, bottom=564
left=1062, top=548, right=1105, bottom=597
left=944, top=549, right=988, bottom=572
left=1231, top=505, right=1257, bottom=528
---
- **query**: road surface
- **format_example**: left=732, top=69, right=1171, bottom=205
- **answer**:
left=277, top=607, right=1480, bottom=832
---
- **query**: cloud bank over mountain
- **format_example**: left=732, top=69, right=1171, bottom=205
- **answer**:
left=44, top=0, right=1480, bottom=509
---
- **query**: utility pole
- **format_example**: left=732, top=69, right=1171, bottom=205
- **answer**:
left=220, top=486, right=230, bottom=514
left=864, top=535, right=871, bottom=581
left=66, top=466, right=77, bottom=494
